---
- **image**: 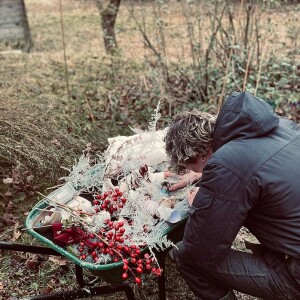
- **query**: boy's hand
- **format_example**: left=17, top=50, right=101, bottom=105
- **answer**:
left=167, top=171, right=202, bottom=192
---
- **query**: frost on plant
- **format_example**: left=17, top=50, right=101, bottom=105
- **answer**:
left=61, top=145, right=106, bottom=193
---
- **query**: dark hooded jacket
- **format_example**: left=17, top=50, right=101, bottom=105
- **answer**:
left=183, top=92, right=300, bottom=274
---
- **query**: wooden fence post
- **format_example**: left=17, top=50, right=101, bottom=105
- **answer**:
left=0, top=0, right=33, bottom=52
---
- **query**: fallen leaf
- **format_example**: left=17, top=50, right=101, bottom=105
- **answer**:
left=48, top=256, right=68, bottom=266
left=26, top=175, right=34, bottom=183
left=1, top=213, right=16, bottom=226
left=6, top=201, right=14, bottom=212
left=41, top=286, right=54, bottom=294
left=11, top=222, right=21, bottom=242
left=25, top=254, right=41, bottom=270
left=0, top=281, right=3, bottom=291
left=3, top=177, right=13, bottom=184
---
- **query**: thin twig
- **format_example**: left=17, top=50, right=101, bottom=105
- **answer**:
left=231, top=60, right=241, bottom=91
left=59, top=0, right=71, bottom=101
left=22, top=224, right=65, bottom=231
left=85, top=95, right=96, bottom=124
left=218, top=47, right=233, bottom=111
left=254, top=41, right=268, bottom=96
left=242, top=46, right=254, bottom=91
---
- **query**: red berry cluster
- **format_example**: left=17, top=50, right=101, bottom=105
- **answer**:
left=74, top=187, right=162, bottom=284
left=77, top=223, right=162, bottom=284
left=122, top=252, right=162, bottom=285
left=92, top=187, right=126, bottom=215
left=77, top=219, right=162, bottom=284
left=77, top=219, right=126, bottom=262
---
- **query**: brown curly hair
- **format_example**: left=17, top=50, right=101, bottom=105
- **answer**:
left=165, top=110, right=216, bottom=171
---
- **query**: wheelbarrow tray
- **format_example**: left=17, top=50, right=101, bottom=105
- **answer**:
left=26, top=186, right=188, bottom=284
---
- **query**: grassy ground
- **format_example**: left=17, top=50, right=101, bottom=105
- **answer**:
left=0, top=0, right=299, bottom=299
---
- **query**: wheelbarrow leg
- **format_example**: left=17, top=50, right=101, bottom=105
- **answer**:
left=75, top=264, right=84, bottom=287
left=73, top=264, right=134, bottom=299
left=122, top=284, right=135, bottom=300
left=158, top=254, right=167, bottom=300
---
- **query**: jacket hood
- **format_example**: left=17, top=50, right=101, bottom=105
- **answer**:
left=212, top=92, right=279, bottom=151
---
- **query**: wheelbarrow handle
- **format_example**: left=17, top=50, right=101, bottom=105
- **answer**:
left=0, top=241, right=62, bottom=256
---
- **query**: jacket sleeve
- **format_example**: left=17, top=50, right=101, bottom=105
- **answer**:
left=180, top=163, right=253, bottom=267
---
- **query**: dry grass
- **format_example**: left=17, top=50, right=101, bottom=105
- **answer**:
left=0, top=93, right=86, bottom=179
left=0, top=1, right=299, bottom=299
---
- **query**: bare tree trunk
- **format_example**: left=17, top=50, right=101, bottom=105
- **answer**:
left=96, top=0, right=121, bottom=55
left=21, top=0, right=33, bottom=52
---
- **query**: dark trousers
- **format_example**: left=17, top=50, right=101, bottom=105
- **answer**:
left=173, top=242, right=300, bottom=300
